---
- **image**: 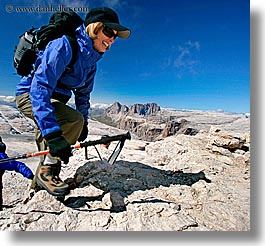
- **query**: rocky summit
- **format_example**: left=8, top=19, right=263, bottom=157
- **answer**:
left=0, top=97, right=250, bottom=231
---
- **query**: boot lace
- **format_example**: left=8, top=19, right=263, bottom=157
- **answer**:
left=51, top=175, right=63, bottom=184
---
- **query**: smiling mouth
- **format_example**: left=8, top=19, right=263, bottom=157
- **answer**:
left=102, top=41, right=110, bottom=48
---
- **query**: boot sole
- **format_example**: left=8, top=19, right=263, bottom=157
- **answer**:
left=36, top=178, right=70, bottom=197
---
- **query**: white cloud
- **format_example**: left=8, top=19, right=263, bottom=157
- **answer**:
left=174, top=47, right=190, bottom=68
left=173, top=40, right=201, bottom=76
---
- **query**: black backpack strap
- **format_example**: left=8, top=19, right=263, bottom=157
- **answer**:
left=66, top=35, right=78, bottom=68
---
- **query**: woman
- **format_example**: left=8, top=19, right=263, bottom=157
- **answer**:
left=15, top=7, right=131, bottom=197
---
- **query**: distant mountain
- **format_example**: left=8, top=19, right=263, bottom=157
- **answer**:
left=0, top=95, right=111, bottom=110
left=0, top=96, right=250, bottom=140
left=94, top=101, right=250, bottom=142
left=0, top=96, right=16, bottom=107
left=105, top=102, right=161, bottom=116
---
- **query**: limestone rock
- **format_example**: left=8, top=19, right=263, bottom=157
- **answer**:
left=0, top=99, right=250, bottom=231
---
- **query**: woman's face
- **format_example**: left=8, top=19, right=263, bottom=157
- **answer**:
left=93, top=25, right=117, bottom=53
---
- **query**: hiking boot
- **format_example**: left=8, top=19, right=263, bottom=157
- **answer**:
left=36, top=164, right=70, bottom=196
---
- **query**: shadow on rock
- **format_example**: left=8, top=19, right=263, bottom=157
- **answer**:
left=64, top=160, right=211, bottom=212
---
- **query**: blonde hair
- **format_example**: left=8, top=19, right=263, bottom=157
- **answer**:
left=86, top=22, right=103, bottom=39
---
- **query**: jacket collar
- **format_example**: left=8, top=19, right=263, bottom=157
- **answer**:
left=75, top=24, right=103, bottom=63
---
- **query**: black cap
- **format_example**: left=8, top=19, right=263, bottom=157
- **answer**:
left=85, top=7, right=131, bottom=39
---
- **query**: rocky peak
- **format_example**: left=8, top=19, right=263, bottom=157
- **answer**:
left=128, top=103, right=160, bottom=116
left=105, top=102, right=123, bottom=114
left=105, top=102, right=160, bottom=116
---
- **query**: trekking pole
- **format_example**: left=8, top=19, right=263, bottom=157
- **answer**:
left=0, top=149, right=50, bottom=163
left=74, top=131, right=131, bottom=164
left=75, top=131, right=131, bottom=149
left=0, top=132, right=131, bottom=164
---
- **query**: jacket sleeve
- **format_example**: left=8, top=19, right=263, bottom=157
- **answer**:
left=0, top=153, right=33, bottom=179
left=29, top=36, right=73, bottom=138
left=74, top=65, right=96, bottom=122
left=10, top=161, right=34, bottom=179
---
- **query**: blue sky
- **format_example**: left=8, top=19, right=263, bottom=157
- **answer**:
left=0, top=0, right=250, bottom=113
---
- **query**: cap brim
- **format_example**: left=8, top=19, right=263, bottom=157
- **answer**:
left=104, top=22, right=131, bottom=39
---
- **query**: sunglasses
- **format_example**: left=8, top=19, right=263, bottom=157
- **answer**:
left=102, top=25, right=118, bottom=39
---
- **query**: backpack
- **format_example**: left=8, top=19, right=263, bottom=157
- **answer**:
left=13, top=10, right=84, bottom=76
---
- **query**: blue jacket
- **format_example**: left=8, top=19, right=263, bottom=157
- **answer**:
left=0, top=152, right=34, bottom=181
left=16, top=24, right=103, bottom=138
